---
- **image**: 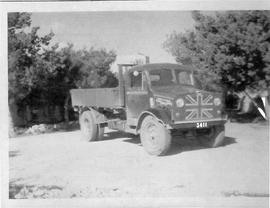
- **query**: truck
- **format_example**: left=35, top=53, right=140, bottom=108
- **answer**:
left=70, top=63, right=227, bottom=156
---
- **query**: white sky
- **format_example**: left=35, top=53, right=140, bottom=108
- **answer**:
left=31, top=11, right=195, bottom=64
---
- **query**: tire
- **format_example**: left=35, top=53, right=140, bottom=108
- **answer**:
left=140, top=115, right=171, bottom=156
left=79, top=110, right=98, bottom=142
left=198, top=125, right=225, bottom=148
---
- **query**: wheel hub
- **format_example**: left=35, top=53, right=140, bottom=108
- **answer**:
left=146, top=124, right=158, bottom=145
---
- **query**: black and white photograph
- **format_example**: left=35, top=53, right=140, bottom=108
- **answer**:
left=1, top=1, right=270, bottom=207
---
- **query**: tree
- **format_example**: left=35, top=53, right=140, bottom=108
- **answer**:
left=8, top=13, right=54, bottom=105
left=8, top=12, right=54, bottom=134
left=41, top=43, right=84, bottom=122
left=39, top=46, right=118, bottom=123
left=76, top=48, right=118, bottom=89
left=163, top=11, right=270, bottom=93
left=8, top=13, right=118, bottom=129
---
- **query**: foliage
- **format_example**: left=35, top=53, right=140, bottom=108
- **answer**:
left=8, top=12, right=54, bottom=105
left=164, top=11, right=270, bottom=92
left=8, top=12, right=118, bottom=126
left=75, top=48, right=118, bottom=88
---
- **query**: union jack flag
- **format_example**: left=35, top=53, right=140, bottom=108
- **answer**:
left=185, top=92, right=214, bottom=120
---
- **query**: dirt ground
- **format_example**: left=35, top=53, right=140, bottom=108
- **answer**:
left=9, top=121, right=269, bottom=199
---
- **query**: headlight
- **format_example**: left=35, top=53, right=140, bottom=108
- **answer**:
left=176, top=98, right=185, bottom=108
left=214, top=98, right=221, bottom=106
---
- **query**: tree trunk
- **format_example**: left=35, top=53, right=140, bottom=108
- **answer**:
left=64, top=93, right=70, bottom=124
left=8, top=107, right=15, bottom=138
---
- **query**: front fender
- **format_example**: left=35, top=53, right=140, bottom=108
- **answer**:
left=136, top=108, right=172, bottom=133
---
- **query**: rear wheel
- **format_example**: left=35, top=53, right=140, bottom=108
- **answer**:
left=198, top=125, right=225, bottom=148
left=140, top=115, right=171, bottom=156
left=79, top=110, right=98, bottom=141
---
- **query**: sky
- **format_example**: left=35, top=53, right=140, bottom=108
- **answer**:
left=31, top=11, right=195, bottom=64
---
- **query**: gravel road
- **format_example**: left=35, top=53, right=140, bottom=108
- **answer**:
left=9, top=122, right=269, bottom=199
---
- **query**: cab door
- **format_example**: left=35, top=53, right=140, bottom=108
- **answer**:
left=126, top=70, right=150, bottom=125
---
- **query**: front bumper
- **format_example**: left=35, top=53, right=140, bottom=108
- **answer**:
left=168, top=118, right=227, bottom=129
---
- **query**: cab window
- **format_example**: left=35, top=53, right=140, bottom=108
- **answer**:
left=177, top=71, right=193, bottom=85
left=129, top=70, right=147, bottom=91
left=149, top=69, right=176, bottom=86
left=130, top=71, right=142, bottom=88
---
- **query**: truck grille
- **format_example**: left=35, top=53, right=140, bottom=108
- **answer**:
left=185, top=92, right=214, bottom=120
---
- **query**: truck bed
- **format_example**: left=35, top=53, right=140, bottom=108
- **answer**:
left=70, top=88, right=123, bottom=108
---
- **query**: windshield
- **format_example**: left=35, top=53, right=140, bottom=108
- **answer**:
left=149, top=68, right=194, bottom=88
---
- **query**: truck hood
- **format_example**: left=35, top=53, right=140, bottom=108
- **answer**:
left=152, top=85, right=200, bottom=99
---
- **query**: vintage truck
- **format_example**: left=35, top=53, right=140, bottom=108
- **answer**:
left=70, top=63, right=227, bottom=156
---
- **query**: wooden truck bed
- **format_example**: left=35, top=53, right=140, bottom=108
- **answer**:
left=70, top=88, right=123, bottom=108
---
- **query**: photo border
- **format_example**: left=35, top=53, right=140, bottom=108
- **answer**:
left=1, top=1, right=270, bottom=207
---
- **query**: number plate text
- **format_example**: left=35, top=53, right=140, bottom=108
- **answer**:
left=196, top=122, right=208, bottom=128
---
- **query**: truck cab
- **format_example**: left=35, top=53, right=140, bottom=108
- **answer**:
left=70, top=63, right=227, bottom=156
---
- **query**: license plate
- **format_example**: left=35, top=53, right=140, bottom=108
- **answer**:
left=196, top=122, right=208, bottom=128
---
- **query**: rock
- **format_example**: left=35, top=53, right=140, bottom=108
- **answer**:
left=15, top=186, right=29, bottom=199
left=25, top=124, right=51, bottom=135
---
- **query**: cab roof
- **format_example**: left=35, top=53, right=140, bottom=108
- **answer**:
left=128, top=63, right=194, bottom=72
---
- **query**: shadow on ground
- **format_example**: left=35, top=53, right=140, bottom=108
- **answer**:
left=228, top=111, right=267, bottom=124
left=120, top=132, right=236, bottom=156
left=102, top=131, right=138, bottom=142
left=166, top=136, right=236, bottom=156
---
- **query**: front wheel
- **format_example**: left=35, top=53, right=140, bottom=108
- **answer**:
left=140, top=115, right=171, bottom=156
left=197, top=125, right=225, bottom=148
